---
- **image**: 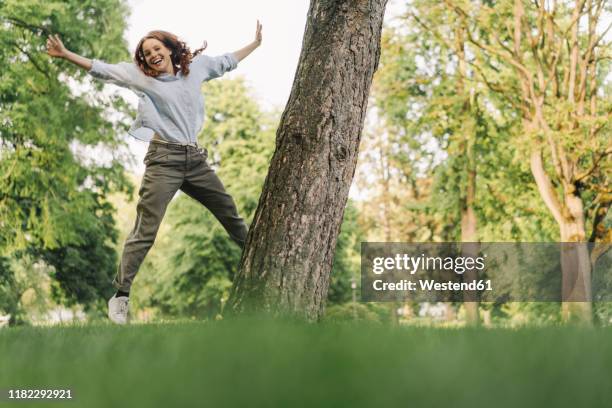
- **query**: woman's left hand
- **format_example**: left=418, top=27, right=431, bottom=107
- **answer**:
left=254, top=20, right=262, bottom=47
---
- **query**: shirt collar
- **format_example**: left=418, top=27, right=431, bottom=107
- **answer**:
left=156, top=70, right=182, bottom=81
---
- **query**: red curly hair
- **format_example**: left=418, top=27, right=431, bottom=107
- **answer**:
left=134, top=30, right=206, bottom=77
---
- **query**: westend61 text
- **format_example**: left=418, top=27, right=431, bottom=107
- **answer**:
left=373, top=279, right=493, bottom=292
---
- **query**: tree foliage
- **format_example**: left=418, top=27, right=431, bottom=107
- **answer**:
left=0, top=0, right=134, bottom=317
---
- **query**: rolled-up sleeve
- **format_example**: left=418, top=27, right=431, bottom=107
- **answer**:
left=88, top=60, right=144, bottom=89
left=192, top=53, right=239, bottom=82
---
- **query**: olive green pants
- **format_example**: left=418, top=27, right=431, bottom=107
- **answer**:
left=113, top=141, right=247, bottom=292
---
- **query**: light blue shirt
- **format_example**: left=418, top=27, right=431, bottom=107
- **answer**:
left=87, top=53, right=239, bottom=144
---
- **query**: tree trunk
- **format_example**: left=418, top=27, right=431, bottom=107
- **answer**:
left=530, top=149, right=593, bottom=324
left=560, top=192, right=592, bottom=325
left=227, top=0, right=388, bottom=320
left=461, top=169, right=480, bottom=326
left=455, top=26, right=480, bottom=326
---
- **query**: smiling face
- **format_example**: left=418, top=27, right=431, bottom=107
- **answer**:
left=141, top=38, right=174, bottom=75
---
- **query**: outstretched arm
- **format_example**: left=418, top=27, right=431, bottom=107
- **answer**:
left=46, top=34, right=146, bottom=90
left=46, top=34, right=92, bottom=71
left=231, top=20, right=262, bottom=62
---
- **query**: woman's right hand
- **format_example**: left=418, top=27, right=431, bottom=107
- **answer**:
left=46, top=34, right=66, bottom=58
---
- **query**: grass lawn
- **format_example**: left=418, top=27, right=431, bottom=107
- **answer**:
left=1, top=318, right=611, bottom=407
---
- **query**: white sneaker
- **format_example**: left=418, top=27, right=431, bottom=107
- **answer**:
left=108, top=295, right=129, bottom=324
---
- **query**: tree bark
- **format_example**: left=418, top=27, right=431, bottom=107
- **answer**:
left=531, top=148, right=593, bottom=324
left=560, top=191, right=592, bottom=325
left=456, top=26, right=480, bottom=326
left=228, top=0, right=388, bottom=320
left=461, top=170, right=480, bottom=326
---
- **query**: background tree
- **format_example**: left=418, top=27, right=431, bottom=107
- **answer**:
left=327, top=201, right=364, bottom=306
left=358, top=2, right=569, bottom=325
left=0, top=0, right=134, bottom=322
left=444, top=0, right=611, bottom=324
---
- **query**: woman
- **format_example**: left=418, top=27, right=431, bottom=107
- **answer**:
left=46, top=21, right=263, bottom=324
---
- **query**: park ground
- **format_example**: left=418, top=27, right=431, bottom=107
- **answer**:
left=1, top=318, right=611, bottom=407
